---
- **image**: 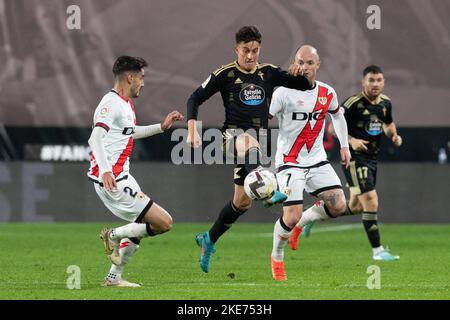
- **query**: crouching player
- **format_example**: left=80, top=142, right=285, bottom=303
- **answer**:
left=88, top=56, right=183, bottom=287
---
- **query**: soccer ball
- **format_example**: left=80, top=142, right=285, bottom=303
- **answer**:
left=244, top=169, right=278, bottom=200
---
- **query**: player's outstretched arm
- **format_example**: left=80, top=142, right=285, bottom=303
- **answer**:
left=274, top=65, right=312, bottom=91
left=161, top=111, right=184, bottom=131
left=133, top=111, right=184, bottom=140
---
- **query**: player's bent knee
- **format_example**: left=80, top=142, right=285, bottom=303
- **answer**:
left=330, top=199, right=347, bottom=216
left=323, top=191, right=347, bottom=216
left=349, top=198, right=363, bottom=214
left=283, top=215, right=300, bottom=228
left=144, top=204, right=173, bottom=234
left=152, top=218, right=173, bottom=234
left=235, top=201, right=251, bottom=212
left=366, top=201, right=378, bottom=212
left=236, top=133, right=259, bottom=149
left=161, top=216, right=173, bottom=233
left=282, top=206, right=302, bottom=227
left=233, top=194, right=252, bottom=212
left=350, top=205, right=363, bottom=215
left=361, top=195, right=378, bottom=211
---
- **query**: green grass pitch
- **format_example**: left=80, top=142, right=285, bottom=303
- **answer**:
left=0, top=223, right=449, bottom=300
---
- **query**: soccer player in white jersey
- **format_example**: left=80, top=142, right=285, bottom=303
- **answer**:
left=87, top=56, right=183, bottom=287
left=269, top=46, right=351, bottom=280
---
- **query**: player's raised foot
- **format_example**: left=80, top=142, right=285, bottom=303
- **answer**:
left=99, top=228, right=121, bottom=265
left=102, top=278, right=141, bottom=288
left=270, top=256, right=287, bottom=281
left=302, top=222, right=315, bottom=238
left=195, top=232, right=216, bottom=273
left=372, top=248, right=400, bottom=261
left=288, top=226, right=303, bottom=251
left=263, top=191, right=288, bottom=208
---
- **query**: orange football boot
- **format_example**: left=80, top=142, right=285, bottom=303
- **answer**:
left=270, top=256, right=287, bottom=281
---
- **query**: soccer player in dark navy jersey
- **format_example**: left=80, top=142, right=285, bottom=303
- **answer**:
left=340, top=65, right=402, bottom=261
left=291, top=65, right=402, bottom=261
left=186, top=26, right=312, bottom=273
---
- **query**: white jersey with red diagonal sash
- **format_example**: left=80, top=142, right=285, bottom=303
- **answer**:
left=87, top=89, right=136, bottom=181
left=270, top=81, right=339, bottom=168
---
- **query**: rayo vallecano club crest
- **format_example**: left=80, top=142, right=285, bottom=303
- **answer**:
left=318, top=97, right=327, bottom=105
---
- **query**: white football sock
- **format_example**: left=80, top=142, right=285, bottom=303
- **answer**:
left=110, top=223, right=148, bottom=240
left=107, top=238, right=139, bottom=281
left=298, top=201, right=330, bottom=227
left=372, top=246, right=385, bottom=255
left=271, top=218, right=292, bottom=261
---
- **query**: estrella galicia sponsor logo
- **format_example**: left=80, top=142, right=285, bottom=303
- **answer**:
left=239, top=84, right=265, bottom=106
left=366, top=120, right=383, bottom=136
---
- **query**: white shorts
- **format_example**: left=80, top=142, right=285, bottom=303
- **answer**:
left=93, top=174, right=153, bottom=222
left=276, top=163, right=342, bottom=206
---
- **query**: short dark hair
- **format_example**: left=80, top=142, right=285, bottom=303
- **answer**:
left=112, top=56, right=148, bottom=76
left=363, top=65, right=383, bottom=77
left=235, top=26, right=262, bottom=44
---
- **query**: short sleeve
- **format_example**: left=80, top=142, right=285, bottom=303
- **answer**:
left=93, top=100, right=118, bottom=131
left=269, top=87, right=284, bottom=117
left=327, top=87, right=340, bottom=114
left=341, top=97, right=356, bottom=122
left=384, top=100, right=393, bottom=124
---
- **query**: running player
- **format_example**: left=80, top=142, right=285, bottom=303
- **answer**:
left=289, top=65, right=401, bottom=261
left=187, top=26, right=312, bottom=273
left=269, top=45, right=351, bottom=280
